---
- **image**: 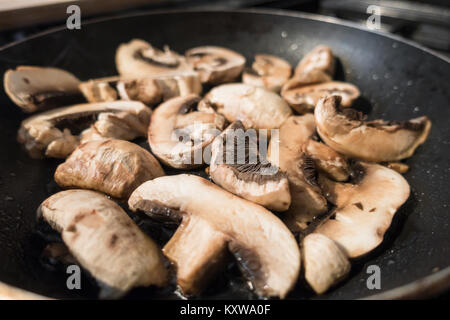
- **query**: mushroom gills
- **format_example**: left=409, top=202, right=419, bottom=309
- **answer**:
left=4, top=66, right=83, bottom=113
left=55, top=139, right=165, bottom=199
left=314, top=95, right=432, bottom=162
left=38, top=190, right=168, bottom=299
left=268, top=114, right=349, bottom=232
left=210, top=121, right=291, bottom=211
left=128, top=174, right=300, bottom=298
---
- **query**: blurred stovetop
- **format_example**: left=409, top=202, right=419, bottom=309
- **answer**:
left=0, top=0, right=449, bottom=57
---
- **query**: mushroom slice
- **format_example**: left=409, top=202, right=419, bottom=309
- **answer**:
left=210, top=121, right=290, bottom=211
left=38, top=190, right=168, bottom=298
left=185, top=46, right=246, bottom=85
left=80, top=73, right=202, bottom=106
left=316, top=162, right=410, bottom=258
left=148, top=94, right=225, bottom=169
left=281, top=81, right=360, bottom=113
left=116, top=39, right=192, bottom=78
left=204, top=83, right=292, bottom=130
left=55, top=139, right=165, bottom=199
left=128, top=174, right=300, bottom=298
left=268, top=114, right=349, bottom=232
left=302, top=233, right=350, bottom=294
left=18, top=101, right=151, bottom=159
left=315, top=96, right=432, bottom=162
left=4, top=66, right=82, bottom=113
left=294, top=45, right=335, bottom=77
left=242, top=54, right=291, bottom=92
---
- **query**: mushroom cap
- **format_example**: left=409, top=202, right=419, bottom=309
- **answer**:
left=205, top=83, right=292, bottom=130
left=302, top=233, right=350, bottom=294
left=210, top=121, right=291, bottom=211
left=55, top=139, right=165, bottom=199
left=295, top=45, right=335, bottom=77
left=242, top=54, right=291, bottom=92
left=185, top=46, right=246, bottom=85
left=148, top=94, right=225, bottom=169
left=315, top=96, right=432, bottom=162
left=116, top=39, right=192, bottom=78
left=4, top=66, right=82, bottom=113
left=316, top=162, right=410, bottom=258
left=18, top=100, right=151, bottom=159
left=128, top=174, right=300, bottom=298
left=38, top=189, right=168, bottom=298
left=281, top=81, right=360, bottom=113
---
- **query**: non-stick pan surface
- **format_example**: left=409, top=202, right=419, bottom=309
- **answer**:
left=0, top=9, right=449, bottom=300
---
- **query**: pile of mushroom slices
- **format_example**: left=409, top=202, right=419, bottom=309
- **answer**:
left=4, top=40, right=432, bottom=299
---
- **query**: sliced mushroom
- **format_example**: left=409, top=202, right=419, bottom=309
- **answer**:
left=316, top=162, right=410, bottom=258
left=128, top=174, right=300, bottom=298
left=204, top=83, right=292, bottom=130
left=79, top=73, right=202, bottom=106
left=210, top=121, right=290, bottom=211
left=302, top=233, right=350, bottom=294
left=384, top=162, right=409, bottom=174
left=38, top=190, right=168, bottom=298
left=18, top=101, right=151, bottom=159
left=315, top=96, right=432, bottom=162
left=268, top=114, right=349, bottom=232
left=242, top=54, right=291, bottom=92
left=148, top=94, right=225, bottom=169
left=4, top=66, right=83, bottom=113
left=55, top=139, right=165, bottom=199
left=185, top=46, right=245, bottom=85
left=281, top=81, right=360, bottom=113
left=294, top=45, right=335, bottom=77
left=116, top=39, right=192, bottom=78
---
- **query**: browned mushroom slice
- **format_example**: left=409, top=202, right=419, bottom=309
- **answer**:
left=116, top=39, right=192, bottom=78
left=242, top=54, right=291, bottom=92
left=79, top=76, right=119, bottom=103
left=268, top=114, right=349, bottom=232
left=302, top=233, right=350, bottom=294
left=4, top=66, right=83, bottom=113
left=316, top=162, right=410, bottom=258
left=185, top=46, right=246, bottom=85
left=128, top=174, right=300, bottom=298
left=281, top=81, right=360, bottom=113
left=315, top=96, right=432, bottom=162
left=383, top=162, right=409, bottom=174
left=204, top=83, right=292, bottom=130
left=79, top=73, right=202, bottom=106
left=55, top=139, right=165, bottom=198
left=294, top=45, right=335, bottom=77
left=18, top=101, right=151, bottom=159
left=210, top=121, right=290, bottom=211
left=148, top=94, right=225, bottom=169
left=38, top=190, right=168, bottom=298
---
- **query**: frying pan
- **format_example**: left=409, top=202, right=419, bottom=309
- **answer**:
left=0, top=9, right=448, bottom=300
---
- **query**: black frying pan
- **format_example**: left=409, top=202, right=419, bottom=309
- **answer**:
left=0, top=9, right=449, bottom=300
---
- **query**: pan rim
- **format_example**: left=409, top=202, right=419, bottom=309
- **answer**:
left=0, top=7, right=449, bottom=64
left=0, top=8, right=448, bottom=300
